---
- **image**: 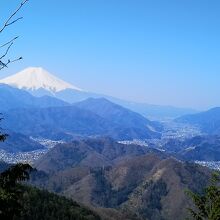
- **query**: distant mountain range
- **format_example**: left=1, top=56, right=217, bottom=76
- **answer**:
left=1, top=67, right=219, bottom=158
left=0, top=67, right=197, bottom=119
left=2, top=98, right=161, bottom=141
left=176, top=107, right=220, bottom=135
left=0, top=68, right=219, bottom=155
left=0, top=83, right=163, bottom=142
left=31, top=137, right=211, bottom=220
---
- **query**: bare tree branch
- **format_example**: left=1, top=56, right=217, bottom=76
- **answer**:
left=0, top=0, right=28, bottom=70
left=0, top=42, right=13, bottom=60
left=0, top=0, right=28, bottom=33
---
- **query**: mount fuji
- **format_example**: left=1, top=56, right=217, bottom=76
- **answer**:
left=0, top=67, right=97, bottom=103
left=0, top=67, right=197, bottom=119
left=0, top=67, right=82, bottom=94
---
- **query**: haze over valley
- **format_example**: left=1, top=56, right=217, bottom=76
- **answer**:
left=0, top=67, right=219, bottom=171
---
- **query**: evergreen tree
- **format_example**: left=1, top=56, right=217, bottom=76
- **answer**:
left=0, top=163, right=33, bottom=219
left=0, top=117, right=7, bottom=142
left=186, top=172, right=220, bottom=220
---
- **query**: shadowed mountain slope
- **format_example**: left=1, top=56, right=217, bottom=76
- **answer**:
left=3, top=99, right=162, bottom=140
left=0, top=131, right=44, bottom=153
left=75, top=98, right=162, bottom=132
left=0, top=84, right=68, bottom=112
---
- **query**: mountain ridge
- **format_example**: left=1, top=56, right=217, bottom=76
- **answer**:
left=0, top=67, right=197, bottom=120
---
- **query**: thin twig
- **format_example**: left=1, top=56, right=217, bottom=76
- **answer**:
left=0, top=57, right=22, bottom=70
left=6, top=17, right=23, bottom=27
left=0, top=36, right=19, bottom=48
left=0, top=42, right=13, bottom=59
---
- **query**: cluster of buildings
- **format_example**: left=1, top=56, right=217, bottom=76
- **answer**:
left=195, top=160, right=220, bottom=171
left=0, top=138, right=65, bottom=164
left=0, top=149, right=48, bottom=164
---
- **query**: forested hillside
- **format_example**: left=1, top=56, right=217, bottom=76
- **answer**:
left=0, top=163, right=100, bottom=220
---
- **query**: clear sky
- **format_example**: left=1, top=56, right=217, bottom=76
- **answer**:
left=0, top=0, right=220, bottom=110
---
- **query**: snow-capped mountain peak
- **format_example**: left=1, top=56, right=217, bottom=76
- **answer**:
left=0, top=67, right=83, bottom=93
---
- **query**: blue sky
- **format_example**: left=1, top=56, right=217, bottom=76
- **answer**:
left=0, top=0, right=220, bottom=109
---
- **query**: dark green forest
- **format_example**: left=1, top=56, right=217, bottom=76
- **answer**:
left=0, top=163, right=100, bottom=220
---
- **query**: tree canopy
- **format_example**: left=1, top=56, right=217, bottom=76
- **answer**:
left=187, top=172, right=220, bottom=220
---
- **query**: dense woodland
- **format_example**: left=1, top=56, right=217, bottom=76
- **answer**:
left=0, top=163, right=100, bottom=220
left=14, top=186, right=100, bottom=220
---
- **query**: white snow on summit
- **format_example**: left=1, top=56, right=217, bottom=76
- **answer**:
left=0, top=67, right=83, bottom=92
